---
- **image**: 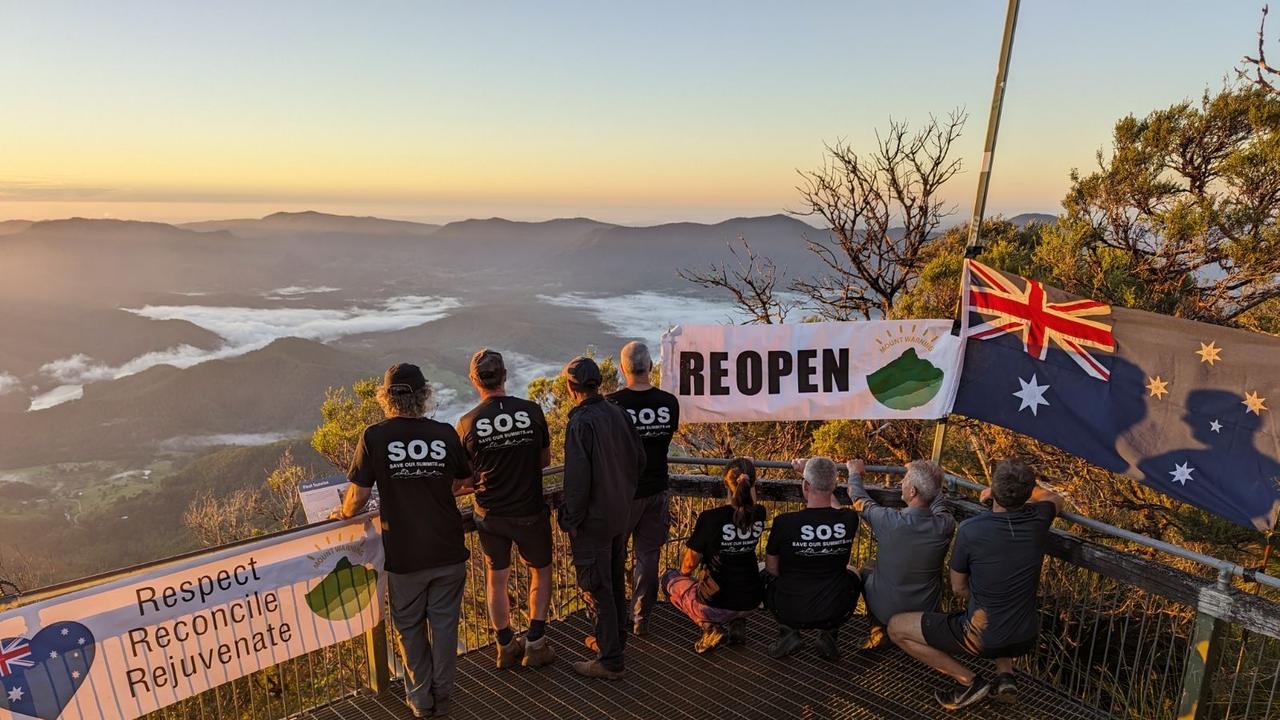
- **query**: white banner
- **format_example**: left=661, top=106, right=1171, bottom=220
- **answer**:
left=0, top=518, right=384, bottom=720
left=660, top=320, right=963, bottom=423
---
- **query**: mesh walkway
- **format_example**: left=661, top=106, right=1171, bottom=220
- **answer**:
left=308, top=603, right=1112, bottom=720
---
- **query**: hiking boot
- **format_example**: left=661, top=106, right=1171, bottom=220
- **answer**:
left=495, top=636, right=525, bottom=669
left=862, top=624, right=889, bottom=651
left=815, top=629, right=840, bottom=661
left=406, top=700, right=428, bottom=719
left=728, top=618, right=748, bottom=645
left=934, top=676, right=991, bottom=711
left=583, top=635, right=599, bottom=654
left=572, top=659, right=626, bottom=680
left=766, top=625, right=804, bottom=659
left=633, top=617, right=650, bottom=637
left=522, top=635, right=556, bottom=668
left=431, top=696, right=451, bottom=717
left=694, top=623, right=726, bottom=654
left=993, top=673, right=1019, bottom=704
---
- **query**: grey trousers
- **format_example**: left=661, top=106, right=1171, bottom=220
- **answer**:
left=387, top=562, right=467, bottom=712
left=626, top=491, right=670, bottom=625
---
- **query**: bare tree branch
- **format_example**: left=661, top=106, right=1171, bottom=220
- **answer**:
left=678, top=237, right=798, bottom=324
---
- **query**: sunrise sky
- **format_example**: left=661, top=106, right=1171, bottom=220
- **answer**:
left=0, top=1, right=1264, bottom=225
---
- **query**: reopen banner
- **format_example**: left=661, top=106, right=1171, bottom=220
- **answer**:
left=0, top=517, right=384, bottom=720
left=660, top=321, right=964, bottom=423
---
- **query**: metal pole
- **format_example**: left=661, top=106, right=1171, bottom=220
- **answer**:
left=932, top=0, right=1021, bottom=463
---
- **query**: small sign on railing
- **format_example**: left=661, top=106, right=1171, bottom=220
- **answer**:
left=0, top=518, right=385, bottom=720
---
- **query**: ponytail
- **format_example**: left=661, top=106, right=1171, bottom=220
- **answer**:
left=725, top=457, right=758, bottom=533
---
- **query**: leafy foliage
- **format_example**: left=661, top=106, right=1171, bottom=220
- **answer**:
left=311, top=378, right=382, bottom=472
left=528, top=354, right=620, bottom=463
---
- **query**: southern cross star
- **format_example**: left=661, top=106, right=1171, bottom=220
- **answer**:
left=1169, top=462, right=1195, bottom=485
left=1013, top=374, right=1051, bottom=416
left=7, top=686, right=23, bottom=702
left=1209, top=419, right=1222, bottom=433
left=1196, top=341, right=1223, bottom=365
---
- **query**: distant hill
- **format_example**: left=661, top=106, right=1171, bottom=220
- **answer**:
left=1008, top=212, right=1057, bottom=227
left=0, top=219, right=33, bottom=236
left=182, top=210, right=440, bottom=238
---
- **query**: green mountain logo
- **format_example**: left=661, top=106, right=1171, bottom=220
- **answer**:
left=306, top=556, right=378, bottom=621
left=866, top=348, right=945, bottom=410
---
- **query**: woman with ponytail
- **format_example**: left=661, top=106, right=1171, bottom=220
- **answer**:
left=660, top=458, right=768, bottom=654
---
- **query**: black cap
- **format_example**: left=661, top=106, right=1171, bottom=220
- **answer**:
left=561, top=356, right=602, bottom=389
left=469, top=349, right=506, bottom=385
left=382, top=363, right=426, bottom=393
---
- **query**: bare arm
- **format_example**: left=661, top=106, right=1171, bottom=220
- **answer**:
left=333, top=484, right=373, bottom=520
left=950, top=570, right=970, bottom=600
left=765, top=554, right=780, bottom=577
left=679, top=548, right=702, bottom=576
left=1028, top=485, right=1067, bottom=514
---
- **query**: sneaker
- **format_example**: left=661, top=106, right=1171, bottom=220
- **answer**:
left=766, top=626, right=804, bottom=659
left=431, top=696, right=451, bottom=717
left=572, top=659, right=626, bottom=680
left=861, top=624, right=889, bottom=651
left=728, top=618, right=748, bottom=645
left=495, top=636, right=525, bottom=669
left=633, top=617, right=650, bottom=637
left=934, top=676, right=991, bottom=711
left=815, top=629, right=840, bottom=661
left=522, top=635, right=556, bottom=668
left=583, top=635, right=599, bottom=654
left=694, top=623, right=726, bottom=654
left=993, top=673, right=1018, bottom=704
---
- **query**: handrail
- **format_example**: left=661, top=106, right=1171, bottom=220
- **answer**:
left=666, top=457, right=1280, bottom=591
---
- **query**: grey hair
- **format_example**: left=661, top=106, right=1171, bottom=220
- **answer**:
left=376, top=386, right=431, bottom=419
left=803, top=456, right=839, bottom=493
left=620, top=341, right=652, bottom=375
left=904, top=459, right=944, bottom=502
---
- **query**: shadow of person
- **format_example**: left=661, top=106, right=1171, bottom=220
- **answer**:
left=1137, top=389, right=1280, bottom=530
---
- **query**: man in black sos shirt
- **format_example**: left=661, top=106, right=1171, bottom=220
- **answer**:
left=455, top=349, right=556, bottom=670
left=764, top=456, right=861, bottom=662
left=606, top=341, right=680, bottom=636
left=334, top=364, right=472, bottom=718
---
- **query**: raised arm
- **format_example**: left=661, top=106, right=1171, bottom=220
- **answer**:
left=1028, top=484, right=1067, bottom=514
left=333, top=484, right=373, bottom=520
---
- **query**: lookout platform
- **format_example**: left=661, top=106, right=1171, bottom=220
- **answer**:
left=307, top=603, right=1111, bottom=720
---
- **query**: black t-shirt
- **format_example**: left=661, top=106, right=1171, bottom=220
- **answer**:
left=949, top=501, right=1057, bottom=648
left=766, top=506, right=860, bottom=577
left=686, top=504, right=768, bottom=611
left=348, top=417, right=472, bottom=574
left=607, top=387, right=680, bottom=497
left=456, top=396, right=550, bottom=518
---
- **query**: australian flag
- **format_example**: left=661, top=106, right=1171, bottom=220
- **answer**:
left=953, top=259, right=1280, bottom=531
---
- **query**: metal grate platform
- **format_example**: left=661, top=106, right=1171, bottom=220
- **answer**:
left=306, top=603, right=1112, bottom=720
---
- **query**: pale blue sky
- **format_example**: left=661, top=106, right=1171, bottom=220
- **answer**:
left=0, top=1, right=1264, bottom=223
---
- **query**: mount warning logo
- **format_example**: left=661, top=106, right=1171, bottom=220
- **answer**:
left=305, top=557, right=378, bottom=621
left=866, top=325, right=945, bottom=410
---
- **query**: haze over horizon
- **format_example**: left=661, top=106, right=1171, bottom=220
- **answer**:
left=0, top=1, right=1263, bottom=225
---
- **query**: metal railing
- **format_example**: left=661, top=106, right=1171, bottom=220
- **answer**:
left=3, top=459, right=1278, bottom=720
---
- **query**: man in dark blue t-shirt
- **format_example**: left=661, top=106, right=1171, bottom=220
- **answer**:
left=888, top=459, right=1066, bottom=712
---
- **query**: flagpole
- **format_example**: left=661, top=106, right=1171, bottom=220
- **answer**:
left=931, top=0, right=1021, bottom=464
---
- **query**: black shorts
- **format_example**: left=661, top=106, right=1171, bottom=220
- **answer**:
left=475, top=507, right=553, bottom=571
left=920, top=611, right=1037, bottom=660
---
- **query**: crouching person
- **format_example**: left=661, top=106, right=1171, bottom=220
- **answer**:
left=333, top=364, right=472, bottom=718
left=662, top=458, right=766, bottom=653
left=764, top=456, right=861, bottom=661
left=888, top=459, right=1066, bottom=711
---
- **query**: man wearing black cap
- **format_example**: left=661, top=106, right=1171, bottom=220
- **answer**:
left=558, top=355, right=646, bottom=680
left=456, top=349, right=556, bottom=670
left=334, top=364, right=472, bottom=718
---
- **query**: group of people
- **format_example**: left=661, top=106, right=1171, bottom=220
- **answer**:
left=332, top=341, right=1065, bottom=717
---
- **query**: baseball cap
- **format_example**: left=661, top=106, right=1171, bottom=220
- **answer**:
left=469, top=348, right=506, bottom=385
left=382, top=363, right=427, bottom=393
left=561, top=356, right=602, bottom=389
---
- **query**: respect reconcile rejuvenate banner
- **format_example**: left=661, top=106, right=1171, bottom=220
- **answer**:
left=0, top=517, right=384, bottom=720
left=660, top=320, right=965, bottom=423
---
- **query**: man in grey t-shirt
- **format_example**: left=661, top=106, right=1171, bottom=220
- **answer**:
left=845, top=458, right=954, bottom=650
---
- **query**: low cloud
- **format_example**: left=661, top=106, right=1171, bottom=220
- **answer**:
left=265, top=286, right=342, bottom=299
left=0, top=180, right=115, bottom=201
left=0, top=372, right=20, bottom=395
left=538, top=292, right=753, bottom=349
left=28, top=384, right=85, bottom=411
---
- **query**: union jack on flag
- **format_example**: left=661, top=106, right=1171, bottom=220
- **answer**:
left=964, top=259, right=1116, bottom=381
left=0, top=636, right=34, bottom=677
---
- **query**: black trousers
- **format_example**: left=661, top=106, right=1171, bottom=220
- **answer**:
left=571, top=531, right=629, bottom=671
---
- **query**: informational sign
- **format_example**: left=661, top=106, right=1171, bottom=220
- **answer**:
left=660, top=320, right=964, bottom=423
left=299, top=475, right=378, bottom=524
left=0, top=518, right=384, bottom=720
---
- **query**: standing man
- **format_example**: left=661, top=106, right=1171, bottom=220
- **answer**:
left=888, top=458, right=1066, bottom=711
left=456, top=349, right=556, bottom=670
left=334, top=364, right=471, bottom=718
left=607, top=341, right=680, bottom=636
left=844, top=458, right=955, bottom=650
left=558, top=356, right=646, bottom=680
left=765, top=457, right=861, bottom=661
